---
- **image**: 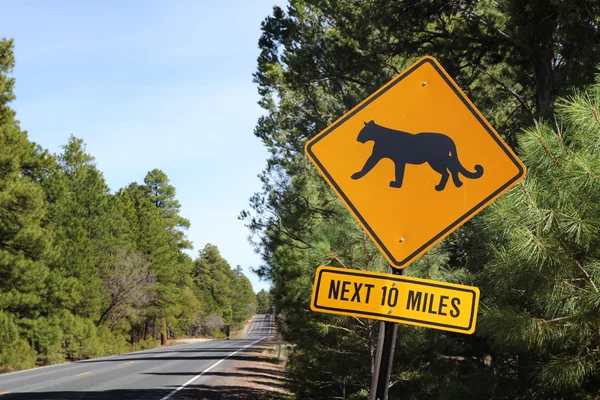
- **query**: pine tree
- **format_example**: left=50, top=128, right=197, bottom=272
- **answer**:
left=471, top=75, right=600, bottom=399
left=230, top=266, right=257, bottom=325
left=44, top=136, right=115, bottom=319
left=143, top=169, right=192, bottom=250
left=256, top=289, right=271, bottom=314
left=118, top=175, right=193, bottom=340
left=192, top=244, right=234, bottom=324
left=0, top=39, right=50, bottom=368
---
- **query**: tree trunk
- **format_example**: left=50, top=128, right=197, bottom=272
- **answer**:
left=143, top=318, right=149, bottom=340
left=532, top=46, right=556, bottom=120
left=161, top=315, right=168, bottom=346
left=369, top=321, right=376, bottom=380
left=527, top=0, right=558, bottom=121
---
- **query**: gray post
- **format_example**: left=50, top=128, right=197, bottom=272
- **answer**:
left=370, top=266, right=405, bottom=400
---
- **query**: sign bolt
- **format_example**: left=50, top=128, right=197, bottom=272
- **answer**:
left=399, top=237, right=405, bottom=243
left=388, top=309, right=394, bottom=314
left=422, top=81, right=427, bottom=87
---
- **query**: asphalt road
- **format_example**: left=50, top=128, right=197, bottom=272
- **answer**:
left=0, top=314, right=273, bottom=399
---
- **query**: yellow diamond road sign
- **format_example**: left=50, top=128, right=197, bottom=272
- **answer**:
left=305, top=56, right=526, bottom=268
left=311, top=266, right=480, bottom=334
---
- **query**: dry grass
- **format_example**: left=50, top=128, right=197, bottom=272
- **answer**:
left=177, top=337, right=292, bottom=400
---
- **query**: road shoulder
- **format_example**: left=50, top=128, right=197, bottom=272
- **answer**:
left=178, top=337, right=291, bottom=400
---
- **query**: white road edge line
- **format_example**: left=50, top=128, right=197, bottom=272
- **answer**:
left=159, top=334, right=269, bottom=400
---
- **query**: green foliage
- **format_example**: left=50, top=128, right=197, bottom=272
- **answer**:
left=256, top=289, right=271, bottom=314
left=192, top=245, right=258, bottom=329
left=472, top=78, right=600, bottom=398
left=33, top=316, right=64, bottom=365
left=119, top=175, right=194, bottom=322
left=143, top=169, right=192, bottom=250
left=0, top=338, right=36, bottom=373
left=134, top=337, right=161, bottom=351
left=245, top=2, right=600, bottom=399
left=0, top=38, right=50, bottom=323
left=45, top=136, right=113, bottom=319
left=59, top=312, right=104, bottom=360
left=232, top=266, right=258, bottom=325
left=96, top=325, right=129, bottom=356
left=0, top=310, right=36, bottom=372
left=193, top=244, right=234, bottom=322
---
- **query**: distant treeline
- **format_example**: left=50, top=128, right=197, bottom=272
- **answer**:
left=0, top=38, right=265, bottom=373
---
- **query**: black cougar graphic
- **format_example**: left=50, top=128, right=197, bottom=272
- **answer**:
left=351, top=121, right=484, bottom=191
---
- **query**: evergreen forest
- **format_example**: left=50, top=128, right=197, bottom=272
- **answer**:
left=243, top=1, right=600, bottom=399
left=0, top=38, right=258, bottom=372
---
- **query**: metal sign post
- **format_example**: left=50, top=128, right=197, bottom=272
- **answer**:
left=370, top=267, right=404, bottom=400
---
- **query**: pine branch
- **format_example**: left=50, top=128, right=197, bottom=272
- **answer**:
left=562, top=279, right=591, bottom=293
left=534, top=131, right=559, bottom=165
left=321, top=324, right=369, bottom=343
left=520, top=182, right=535, bottom=205
left=351, top=316, right=367, bottom=328
left=555, top=127, right=565, bottom=152
left=319, top=347, right=362, bottom=355
left=576, top=160, right=600, bottom=180
left=527, top=229, right=546, bottom=252
left=573, top=259, right=599, bottom=293
left=532, top=316, right=574, bottom=324
left=591, top=106, right=600, bottom=126
left=328, top=251, right=348, bottom=269
left=277, top=220, right=314, bottom=249
left=436, top=353, right=494, bottom=367
left=469, top=62, right=532, bottom=114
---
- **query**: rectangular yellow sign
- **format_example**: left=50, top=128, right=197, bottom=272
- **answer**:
left=311, top=266, right=480, bottom=334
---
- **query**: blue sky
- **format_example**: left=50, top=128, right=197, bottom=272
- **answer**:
left=2, top=0, right=282, bottom=292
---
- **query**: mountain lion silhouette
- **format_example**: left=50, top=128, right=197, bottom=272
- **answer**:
left=351, top=121, right=484, bottom=191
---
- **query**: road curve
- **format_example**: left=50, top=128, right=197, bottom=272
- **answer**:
left=0, top=314, right=273, bottom=399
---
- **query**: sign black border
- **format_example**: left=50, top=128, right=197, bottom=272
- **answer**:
left=313, top=267, right=478, bottom=332
left=305, top=58, right=525, bottom=267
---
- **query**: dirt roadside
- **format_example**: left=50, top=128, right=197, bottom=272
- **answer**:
left=178, top=328, right=292, bottom=399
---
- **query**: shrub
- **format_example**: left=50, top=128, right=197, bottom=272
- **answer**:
left=202, top=314, right=224, bottom=337
left=135, top=337, right=160, bottom=351
left=0, top=338, right=36, bottom=373
left=97, top=325, right=130, bottom=356
left=0, top=312, right=36, bottom=372
left=33, top=317, right=64, bottom=365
